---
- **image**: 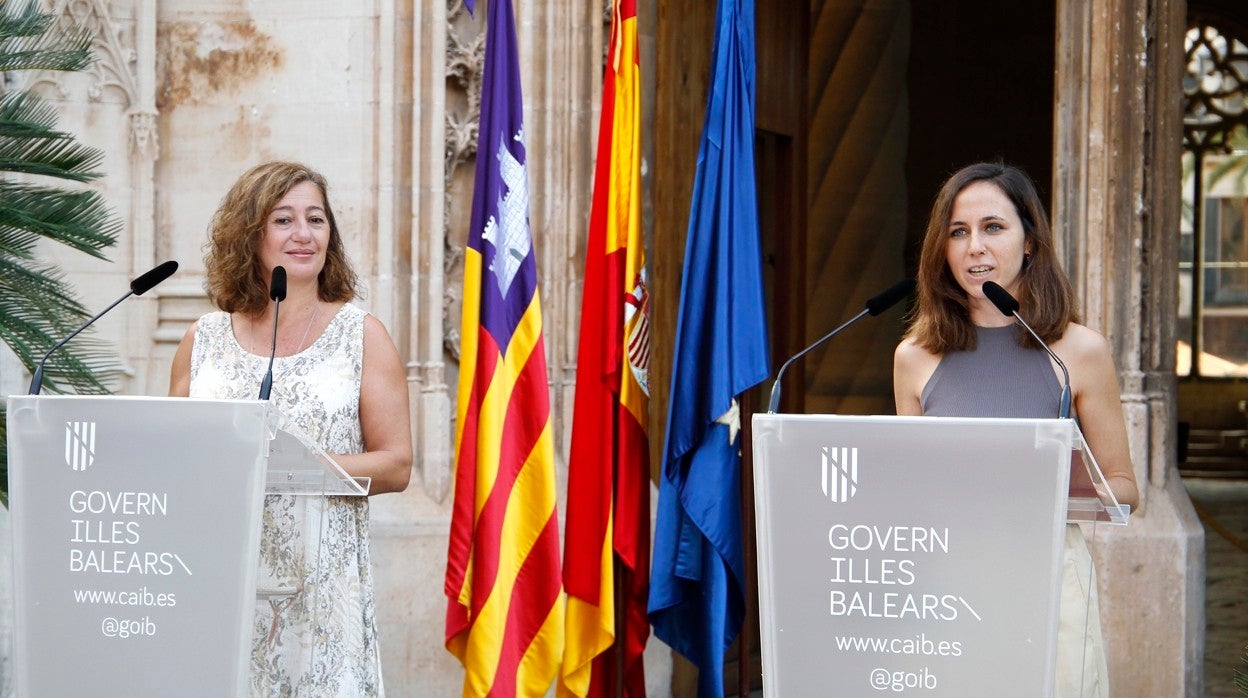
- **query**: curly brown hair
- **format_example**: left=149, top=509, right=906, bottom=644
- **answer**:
left=204, top=161, right=358, bottom=314
left=906, top=162, right=1078, bottom=353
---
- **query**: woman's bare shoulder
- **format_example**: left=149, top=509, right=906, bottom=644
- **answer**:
left=894, top=336, right=942, bottom=386
left=1056, top=322, right=1113, bottom=363
left=895, top=335, right=940, bottom=365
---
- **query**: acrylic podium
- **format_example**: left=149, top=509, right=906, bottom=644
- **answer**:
left=751, top=414, right=1129, bottom=697
left=5, top=395, right=368, bottom=697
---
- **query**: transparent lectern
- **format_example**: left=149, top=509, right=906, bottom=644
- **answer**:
left=751, top=414, right=1129, bottom=697
left=5, top=395, right=368, bottom=697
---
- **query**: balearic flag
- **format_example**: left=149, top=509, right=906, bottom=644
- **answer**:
left=560, top=0, right=650, bottom=695
left=444, top=0, right=564, bottom=695
left=647, top=0, right=770, bottom=695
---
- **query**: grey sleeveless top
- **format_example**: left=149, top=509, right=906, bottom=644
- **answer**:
left=921, top=324, right=1062, bottom=418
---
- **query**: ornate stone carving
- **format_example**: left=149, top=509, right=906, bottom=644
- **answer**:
left=23, top=1, right=158, bottom=157
left=445, top=3, right=483, bottom=174
left=127, top=108, right=158, bottom=156
left=43, top=0, right=139, bottom=106
left=1182, top=23, right=1248, bottom=153
left=443, top=0, right=486, bottom=362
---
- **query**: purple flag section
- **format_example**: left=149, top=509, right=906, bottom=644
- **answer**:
left=466, top=0, right=535, bottom=353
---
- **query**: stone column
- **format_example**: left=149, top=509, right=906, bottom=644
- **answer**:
left=127, top=0, right=162, bottom=395
left=1053, top=0, right=1205, bottom=695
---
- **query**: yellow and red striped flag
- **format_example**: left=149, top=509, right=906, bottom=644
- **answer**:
left=444, top=0, right=564, bottom=695
left=560, top=0, right=650, bottom=695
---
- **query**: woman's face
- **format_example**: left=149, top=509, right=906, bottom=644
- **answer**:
left=258, top=180, right=330, bottom=286
left=944, top=180, right=1031, bottom=303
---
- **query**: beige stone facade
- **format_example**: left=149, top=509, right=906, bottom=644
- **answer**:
left=0, top=0, right=1205, bottom=696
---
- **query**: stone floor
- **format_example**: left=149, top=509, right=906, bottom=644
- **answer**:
left=1183, top=476, right=1248, bottom=698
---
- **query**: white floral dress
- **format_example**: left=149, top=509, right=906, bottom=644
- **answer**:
left=189, top=304, right=384, bottom=697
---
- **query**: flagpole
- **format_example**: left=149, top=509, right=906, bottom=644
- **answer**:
left=611, top=398, right=627, bottom=698
left=740, top=388, right=757, bottom=697
left=615, top=553, right=625, bottom=697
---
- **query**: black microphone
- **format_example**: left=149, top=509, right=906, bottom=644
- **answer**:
left=766, top=278, right=916, bottom=413
left=257, top=266, right=287, bottom=400
left=28, top=260, right=179, bottom=395
left=981, top=281, right=1072, bottom=419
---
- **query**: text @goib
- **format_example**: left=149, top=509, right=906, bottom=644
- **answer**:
left=870, top=667, right=937, bottom=692
left=99, top=615, right=157, bottom=639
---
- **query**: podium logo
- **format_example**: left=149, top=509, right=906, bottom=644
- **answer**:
left=821, top=446, right=858, bottom=503
left=65, top=421, right=96, bottom=471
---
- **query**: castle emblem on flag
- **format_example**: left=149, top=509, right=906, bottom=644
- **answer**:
left=65, top=421, right=96, bottom=471
left=821, top=446, right=858, bottom=503
left=481, top=129, right=532, bottom=297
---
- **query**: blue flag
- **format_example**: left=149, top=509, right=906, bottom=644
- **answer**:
left=647, top=0, right=769, bottom=695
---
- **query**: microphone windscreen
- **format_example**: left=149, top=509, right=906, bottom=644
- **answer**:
left=129, top=260, right=179, bottom=295
left=269, top=266, right=287, bottom=302
left=864, top=278, right=917, bottom=316
left=982, top=281, right=1020, bottom=316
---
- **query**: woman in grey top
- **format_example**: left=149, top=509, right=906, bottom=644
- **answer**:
left=893, top=161, right=1138, bottom=507
left=893, top=162, right=1139, bottom=696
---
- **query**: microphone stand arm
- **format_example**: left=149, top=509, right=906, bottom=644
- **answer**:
left=28, top=290, right=135, bottom=395
left=1011, top=311, right=1072, bottom=419
left=766, top=307, right=869, bottom=414
left=258, top=301, right=281, bottom=400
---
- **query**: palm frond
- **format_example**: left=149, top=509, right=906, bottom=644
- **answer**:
left=0, top=1, right=90, bottom=73
left=0, top=0, right=119, bottom=509
left=0, top=255, right=118, bottom=394
left=0, top=95, right=105, bottom=182
left=0, top=91, right=67, bottom=137
left=0, top=0, right=50, bottom=35
left=0, top=182, right=120, bottom=258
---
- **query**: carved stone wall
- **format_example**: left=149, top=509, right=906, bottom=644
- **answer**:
left=1054, top=0, right=1204, bottom=695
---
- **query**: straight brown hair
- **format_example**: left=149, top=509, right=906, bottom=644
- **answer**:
left=906, top=162, right=1078, bottom=353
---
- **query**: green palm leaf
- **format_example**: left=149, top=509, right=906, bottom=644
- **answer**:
left=0, top=182, right=120, bottom=257
left=0, top=1, right=120, bottom=507
left=0, top=93, right=106, bottom=182
left=0, top=255, right=117, bottom=382
left=0, top=0, right=91, bottom=73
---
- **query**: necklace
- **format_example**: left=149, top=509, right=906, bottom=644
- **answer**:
left=296, top=301, right=320, bottom=352
left=249, top=301, right=320, bottom=356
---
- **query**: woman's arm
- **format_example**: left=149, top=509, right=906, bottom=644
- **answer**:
left=332, top=314, right=412, bottom=495
left=168, top=322, right=196, bottom=397
left=1061, top=324, right=1140, bottom=509
left=893, top=337, right=940, bottom=416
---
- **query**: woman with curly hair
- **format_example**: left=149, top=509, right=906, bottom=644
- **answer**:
left=170, top=161, right=410, bottom=695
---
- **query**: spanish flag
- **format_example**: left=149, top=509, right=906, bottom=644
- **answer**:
left=560, top=1, right=650, bottom=696
left=444, top=0, right=564, bottom=694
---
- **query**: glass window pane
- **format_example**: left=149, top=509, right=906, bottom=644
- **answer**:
left=1181, top=24, right=1248, bottom=377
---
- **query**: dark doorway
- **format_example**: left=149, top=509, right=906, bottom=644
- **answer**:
left=904, top=1, right=1056, bottom=276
